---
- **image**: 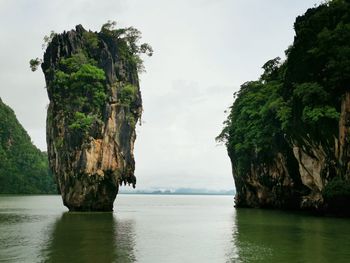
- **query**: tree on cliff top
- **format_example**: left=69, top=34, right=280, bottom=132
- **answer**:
left=100, top=20, right=153, bottom=72
left=30, top=21, right=153, bottom=73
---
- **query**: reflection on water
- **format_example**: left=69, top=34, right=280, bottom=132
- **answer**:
left=231, top=209, right=350, bottom=263
left=42, top=212, right=135, bottom=262
left=1, top=195, right=350, bottom=263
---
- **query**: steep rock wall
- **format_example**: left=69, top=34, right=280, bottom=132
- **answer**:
left=232, top=94, right=350, bottom=212
left=233, top=151, right=309, bottom=210
left=42, top=25, right=142, bottom=211
left=222, top=1, right=350, bottom=214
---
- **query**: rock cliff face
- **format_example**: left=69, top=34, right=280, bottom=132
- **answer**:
left=233, top=151, right=307, bottom=209
left=233, top=95, right=350, bottom=212
left=221, top=1, right=350, bottom=214
left=41, top=25, right=143, bottom=211
left=339, top=92, right=350, bottom=180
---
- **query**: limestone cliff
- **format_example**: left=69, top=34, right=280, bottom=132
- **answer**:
left=220, top=1, right=350, bottom=214
left=228, top=93, right=350, bottom=214
left=40, top=24, right=149, bottom=211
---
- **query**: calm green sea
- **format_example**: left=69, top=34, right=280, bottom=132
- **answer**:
left=0, top=194, right=349, bottom=262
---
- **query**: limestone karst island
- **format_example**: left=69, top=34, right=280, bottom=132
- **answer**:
left=31, top=22, right=152, bottom=211
left=218, top=0, right=350, bottom=215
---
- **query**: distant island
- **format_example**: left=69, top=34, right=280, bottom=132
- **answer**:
left=119, top=187, right=235, bottom=196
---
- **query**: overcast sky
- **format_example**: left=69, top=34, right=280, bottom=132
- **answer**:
left=0, top=0, right=321, bottom=191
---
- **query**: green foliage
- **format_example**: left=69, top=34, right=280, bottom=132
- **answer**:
left=302, top=106, right=339, bottom=124
left=261, top=57, right=281, bottom=81
left=293, top=82, right=329, bottom=105
left=286, top=0, right=350, bottom=94
left=42, top=30, right=56, bottom=50
left=217, top=79, right=287, bottom=174
left=68, top=112, right=95, bottom=132
left=119, top=84, right=137, bottom=106
left=101, top=20, right=117, bottom=32
left=0, top=99, right=56, bottom=194
left=219, top=1, right=349, bottom=176
left=82, top=31, right=99, bottom=49
left=276, top=102, right=292, bottom=131
left=29, top=58, right=42, bottom=72
left=58, top=52, right=97, bottom=73
left=100, top=21, right=153, bottom=72
left=55, top=137, right=64, bottom=150
left=116, top=83, right=139, bottom=127
left=126, top=113, right=136, bottom=127
left=51, top=51, right=107, bottom=133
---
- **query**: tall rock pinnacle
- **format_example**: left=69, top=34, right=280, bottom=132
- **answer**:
left=40, top=23, right=151, bottom=211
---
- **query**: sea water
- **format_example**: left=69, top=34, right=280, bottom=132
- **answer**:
left=0, top=195, right=350, bottom=262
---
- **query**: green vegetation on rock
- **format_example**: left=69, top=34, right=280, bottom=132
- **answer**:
left=68, top=112, right=96, bottom=132
left=0, top=98, right=56, bottom=194
left=119, top=84, right=137, bottom=106
left=82, top=31, right=99, bottom=49
left=50, top=52, right=107, bottom=134
left=100, top=20, right=153, bottom=72
left=218, top=77, right=286, bottom=175
left=218, top=0, right=350, bottom=210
